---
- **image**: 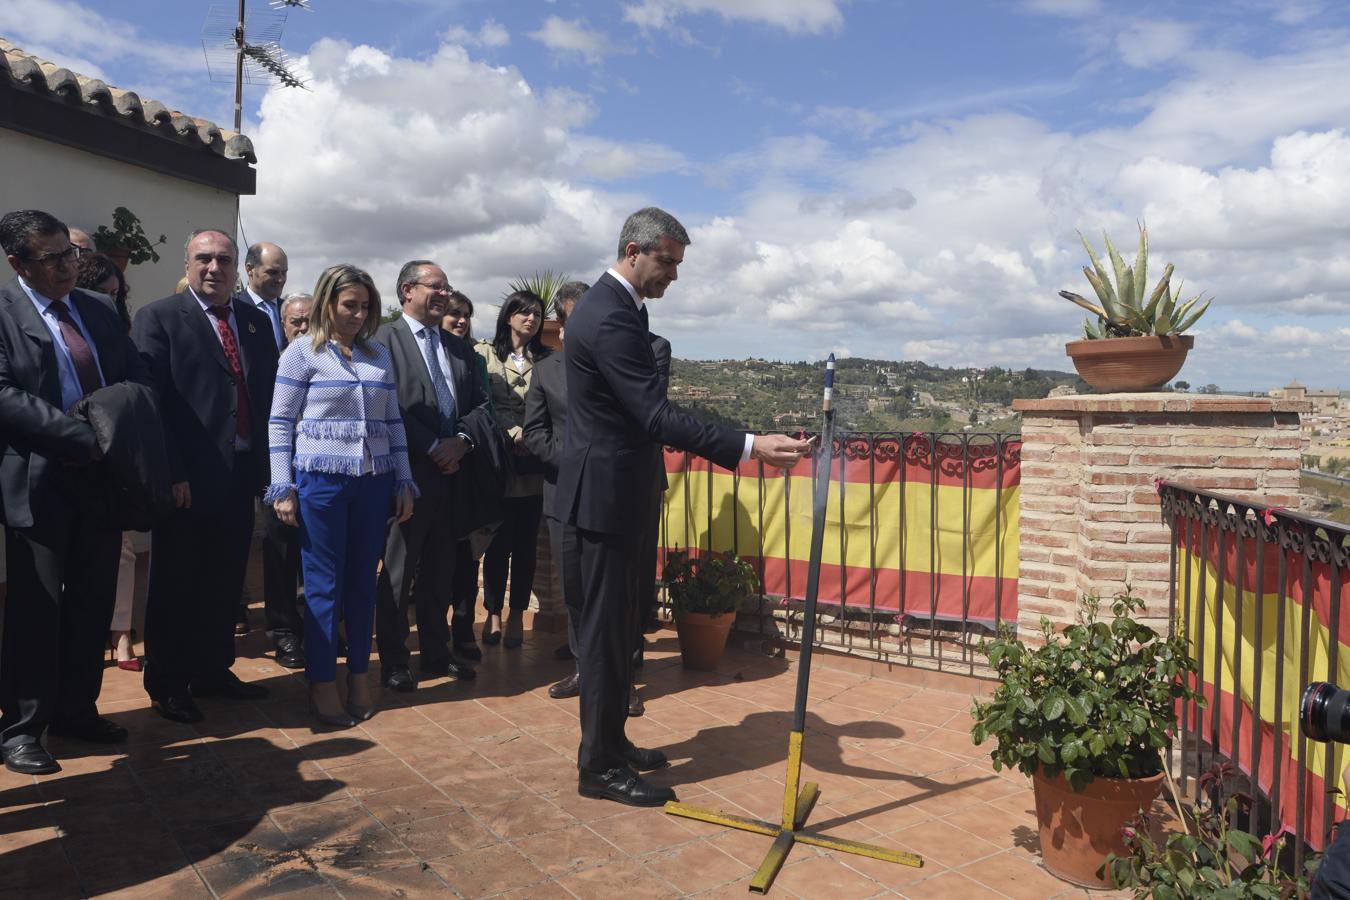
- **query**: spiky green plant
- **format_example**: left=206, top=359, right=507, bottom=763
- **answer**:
left=506, top=271, right=569, bottom=319
left=1060, top=226, right=1211, bottom=340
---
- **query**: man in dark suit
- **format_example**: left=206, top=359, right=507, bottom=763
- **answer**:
left=0, top=210, right=154, bottom=774
left=373, top=261, right=493, bottom=691
left=557, top=207, right=808, bottom=806
left=132, top=229, right=279, bottom=723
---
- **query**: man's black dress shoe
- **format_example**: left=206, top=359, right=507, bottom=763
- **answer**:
left=275, top=636, right=305, bottom=670
left=191, top=672, right=268, bottom=701
left=3, top=743, right=61, bottom=775
left=384, top=666, right=416, bottom=693
left=622, top=744, right=667, bottom=771
left=152, top=694, right=204, bottom=724
left=48, top=716, right=128, bottom=744
left=420, top=656, right=476, bottom=680
left=453, top=642, right=482, bottom=663
left=553, top=643, right=575, bottom=661
left=578, top=767, right=674, bottom=807
left=548, top=671, right=580, bottom=699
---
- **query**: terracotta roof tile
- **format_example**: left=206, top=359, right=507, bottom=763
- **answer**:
left=0, top=38, right=256, bottom=165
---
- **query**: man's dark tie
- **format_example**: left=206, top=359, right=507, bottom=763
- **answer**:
left=205, top=305, right=253, bottom=443
left=50, top=300, right=102, bottom=398
left=639, top=303, right=650, bottom=334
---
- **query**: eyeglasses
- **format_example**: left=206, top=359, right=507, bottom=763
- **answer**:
left=24, top=245, right=82, bottom=267
left=412, top=281, right=453, bottom=294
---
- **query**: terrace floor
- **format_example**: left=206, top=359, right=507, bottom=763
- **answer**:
left=0, top=610, right=1136, bottom=899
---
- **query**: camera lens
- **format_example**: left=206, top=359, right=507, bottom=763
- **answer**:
left=1301, top=682, right=1350, bottom=743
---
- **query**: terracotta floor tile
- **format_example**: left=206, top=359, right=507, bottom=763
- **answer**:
left=94, top=868, right=214, bottom=899
left=588, top=807, right=703, bottom=855
left=555, top=857, right=681, bottom=898
left=175, top=816, right=296, bottom=869
left=429, top=841, right=547, bottom=896
left=959, top=849, right=1084, bottom=900
left=475, top=792, right=578, bottom=841
left=493, top=880, right=575, bottom=899
left=643, top=837, right=755, bottom=893
left=196, top=854, right=334, bottom=896
left=0, top=837, right=84, bottom=897
left=898, top=869, right=1007, bottom=899
left=772, top=854, right=890, bottom=900
left=889, top=817, right=1005, bottom=870
left=361, top=782, right=461, bottom=827
left=512, top=822, right=625, bottom=876
left=323, top=862, right=453, bottom=897
left=431, top=769, right=535, bottom=808
left=387, top=809, right=499, bottom=859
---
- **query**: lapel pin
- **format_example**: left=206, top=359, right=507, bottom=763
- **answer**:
left=248, top=323, right=257, bottom=333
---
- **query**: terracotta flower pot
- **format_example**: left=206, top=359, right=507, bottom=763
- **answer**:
left=1064, top=334, right=1193, bottom=392
left=540, top=320, right=563, bottom=351
left=101, top=247, right=132, bottom=272
left=675, top=611, right=735, bottom=671
left=1032, top=768, right=1164, bottom=888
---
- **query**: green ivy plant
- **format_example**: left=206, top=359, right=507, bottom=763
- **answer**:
left=663, top=549, right=759, bottom=618
left=971, top=591, right=1203, bottom=792
left=92, top=206, right=167, bottom=266
left=1104, top=762, right=1319, bottom=898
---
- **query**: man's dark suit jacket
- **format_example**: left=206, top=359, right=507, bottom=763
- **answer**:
left=373, top=316, right=493, bottom=463
left=131, top=291, right=278, bottom=509
left=556, top=273, right=744, bottom=535
left=0, top=280, right=152, bottom=528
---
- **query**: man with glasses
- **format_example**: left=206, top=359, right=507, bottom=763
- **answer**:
left=373, top=261, right=493, bottom=690
left=0, top=210, right=153, bottom=773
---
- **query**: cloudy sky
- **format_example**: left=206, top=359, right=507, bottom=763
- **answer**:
left=4, top=0, right=1350, bottom=390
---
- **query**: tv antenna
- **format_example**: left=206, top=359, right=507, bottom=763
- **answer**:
left=202, top=0, right=311, bottom=132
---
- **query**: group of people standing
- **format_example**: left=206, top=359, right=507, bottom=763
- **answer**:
left=0, top=204, right=807, bottom=809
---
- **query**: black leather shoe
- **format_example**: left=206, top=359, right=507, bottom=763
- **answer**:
left=453, top=642, right=482, bottom=663
left=622, top=744, right=667, bottom=771
left=384, top=666, right=416, bottom=693
left=548, top=671, right=580, bottom=699
left=152, top=694, right=204, bottom=724
left=419, top=656, right=477, bottom=681
left=275, top=637, right=305, bottom=670
left=627, top=687, right=645, bottom=718
left=3, top=744, right=61, bottom=775
left=192, top=672, right=268, bottom=701
left=48, top=716, right=128, bottom=744
left=553, top=643, right=575, bottom=661
left=578, top=767, right=674, bottom=807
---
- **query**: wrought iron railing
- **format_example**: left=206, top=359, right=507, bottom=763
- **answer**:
left=657, top=432, right=1021, bottom=671
left=1160, top=482, right=1349, bottom=863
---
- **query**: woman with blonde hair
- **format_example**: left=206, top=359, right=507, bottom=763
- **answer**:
left=267, top=264, right=416, bottom=726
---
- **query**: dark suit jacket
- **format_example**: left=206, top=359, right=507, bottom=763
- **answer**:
left=131, top=291, right=278, bottom=511
left=0, top=279, right=153, bottom=528
left=523, top=350, right=568, bottom=519
left=371, top=316, right=493, bottom=461
left=556, top=273, right=744, bottom=534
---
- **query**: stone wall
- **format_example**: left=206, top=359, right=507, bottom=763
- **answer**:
left=1013, top=394, right=1307, bottom=636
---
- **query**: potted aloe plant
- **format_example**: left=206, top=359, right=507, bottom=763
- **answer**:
left=507, top=270, right=569, bottom=350
left=663, top=549, right=758, bottom=671
left=92, top=206, right=167, bottom=271
left=971, top=591, right=1203, bottom=888
left=1060, top=225, right=1211, bottom=392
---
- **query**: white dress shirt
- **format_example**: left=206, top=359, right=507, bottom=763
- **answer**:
left=17, top=276, right=105, bottom=411
left=246, top=286, right=285, bottom=350
left=406, top=318, right=469, bottom=453
left=605, top=268, right=753, bottom=462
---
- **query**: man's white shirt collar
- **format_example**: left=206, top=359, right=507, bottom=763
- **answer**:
left=606, top=268, right=644, bottom=310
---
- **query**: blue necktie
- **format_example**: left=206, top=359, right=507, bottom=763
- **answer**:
left=421, top=327, right=457, bottom=436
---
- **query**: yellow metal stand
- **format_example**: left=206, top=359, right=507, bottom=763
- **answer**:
left=664, top=730, right=923, bottom=893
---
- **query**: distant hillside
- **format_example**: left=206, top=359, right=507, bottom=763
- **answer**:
left=667, top=356, right=1087, bottom=433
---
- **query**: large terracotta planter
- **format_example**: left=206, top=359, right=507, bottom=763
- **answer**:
left=540, top=320, right=563, bottom=351
left=101, top=247, right=132, bottom=272
left=1032, top=768, right=1164, bottom=888
left=1065, top=334, right=1193, bottom=392
left=675, top=612, right=735, bottom=671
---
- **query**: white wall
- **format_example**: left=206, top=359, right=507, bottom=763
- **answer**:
left=0, top=128, right=242, bottom=313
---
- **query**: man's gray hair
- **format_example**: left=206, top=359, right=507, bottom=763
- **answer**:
left=395, top=259, right=436, bottom=301
left=616, top=207, right=690, bottom=260
left=184, top=228, right=239, bottom=262
left=280, top=292, right=313, bottom=317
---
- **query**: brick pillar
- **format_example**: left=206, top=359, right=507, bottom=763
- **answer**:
left=1012, top=394, right=1307, bottom=635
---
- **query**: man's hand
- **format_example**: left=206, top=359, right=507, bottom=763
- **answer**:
left=428, top=441, right=456, bottom=470
left=512, top=430, right=530, bottom=457
left=750, top=434, right=812, bottom=469
left=274, top=493, right=298, bottom=527
left=172, top=481, right=192, bottom=509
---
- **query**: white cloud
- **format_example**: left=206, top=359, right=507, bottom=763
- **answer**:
left=443, top=20, right=510, bottom=48
left=623, top=0, right=845, bottom=35
left=1021, top=0, right=1102, bottom=17
left=1115, top=20, right=1194, bottom=68
left=526, top=16, right=610, bottom=64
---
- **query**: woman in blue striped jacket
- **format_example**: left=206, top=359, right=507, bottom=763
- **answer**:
left=266, top=264, right=416, bottom=727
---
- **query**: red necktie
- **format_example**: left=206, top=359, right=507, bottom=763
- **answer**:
left=50, top=300, right=102, bottom=398
left=205, top=304, right=253, bottom=443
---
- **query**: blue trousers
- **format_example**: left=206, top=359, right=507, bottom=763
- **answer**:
left=297, top=470, right=393, bottom=682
